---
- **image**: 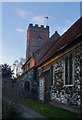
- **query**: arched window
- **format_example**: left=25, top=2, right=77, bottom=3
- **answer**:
left=65, top=54, right=73, bottom=86
left=65, top=56, right=68, bottom=85
left=24, top=81, right=30, bottom=91
left=69, top=54, right=73, bottom=85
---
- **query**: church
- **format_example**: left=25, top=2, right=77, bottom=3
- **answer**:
left=16, top=17, right=82, bottom=111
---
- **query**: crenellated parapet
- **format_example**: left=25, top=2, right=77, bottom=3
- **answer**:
left=28, top=23, right=49, bottom=31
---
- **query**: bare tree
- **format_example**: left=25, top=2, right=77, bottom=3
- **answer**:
left=12, top=58, right=26, bottom=78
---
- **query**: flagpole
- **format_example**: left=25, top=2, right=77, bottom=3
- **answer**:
left=45, top=16, right=49, bottom=26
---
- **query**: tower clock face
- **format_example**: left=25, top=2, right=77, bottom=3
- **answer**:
left=38, top=36, right=42, bottom=41
left=36, top=36, right=42, bottom=44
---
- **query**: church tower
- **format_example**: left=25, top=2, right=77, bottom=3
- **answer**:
left=26, top=24, right=49, bottom=60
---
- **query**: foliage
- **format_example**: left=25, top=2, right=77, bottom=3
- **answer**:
left=2, top=101, right=23, bottom=120
left=23, top=99, right=80, bottom=120
left=1, top=64, right=13, bottom=78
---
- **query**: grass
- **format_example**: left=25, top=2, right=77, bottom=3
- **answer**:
left=2, top=100, right=23, bottom=120
left=23, top=99, right=81, bottom=120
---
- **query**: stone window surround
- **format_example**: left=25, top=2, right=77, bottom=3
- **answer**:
left=36, top=36, right=42, bottom=44
left=64, top=53, right=74, bottom=87
left=39, top=77, right=45, bottom=101
left=52, top=52, right=75, bottom=87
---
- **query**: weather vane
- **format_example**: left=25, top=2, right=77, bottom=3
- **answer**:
left=45, top=16, right=49, bottom=26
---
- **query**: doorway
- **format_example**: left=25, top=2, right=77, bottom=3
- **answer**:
left=39, top=78, right=45, bottom=101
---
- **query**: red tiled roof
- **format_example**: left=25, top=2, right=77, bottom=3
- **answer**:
left=37, top=17, right=82, bottom=67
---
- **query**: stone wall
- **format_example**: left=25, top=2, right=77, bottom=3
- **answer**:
left=50, top=46, right=81, bottom=108
left=80, top=58, right=82, bottom=110
left=14, top=68, right=35, bottom=100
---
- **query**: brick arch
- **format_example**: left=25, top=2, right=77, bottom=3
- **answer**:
left=24, top=81, right=30, bottom=91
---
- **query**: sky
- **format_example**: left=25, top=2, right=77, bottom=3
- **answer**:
left=1, top=2, right=81, bottom=66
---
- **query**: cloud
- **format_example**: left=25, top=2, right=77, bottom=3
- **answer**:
left=31, top=16, right=46, bottom=24
left=16, top=28, right=25, bottom=32
left=56, top=26, right=67, bottom=35
left=56, top=19, right=74, bottom=35
left=16, top=9, right=31, bottom=18
left=16, top=9, right=27, bottom=18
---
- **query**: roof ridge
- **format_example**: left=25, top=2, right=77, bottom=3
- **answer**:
left=36, top=17, right=82, bottom=67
